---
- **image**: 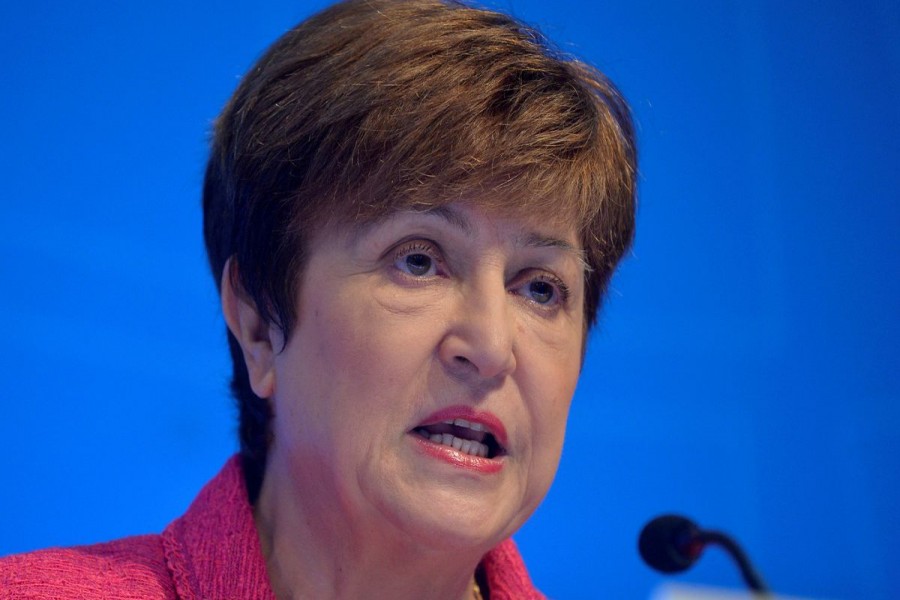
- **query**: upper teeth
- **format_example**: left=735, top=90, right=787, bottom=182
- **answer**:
left=442, top=418, right=486, bottom=432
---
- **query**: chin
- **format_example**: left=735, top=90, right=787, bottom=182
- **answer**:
left=368, top=481, right=537, bottom=555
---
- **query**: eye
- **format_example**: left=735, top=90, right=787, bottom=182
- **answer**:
left=514, top=274, right=569, bottom=308
left=392, top=241, right=442, bottom=278
left=403, top=253, right=433, bottom=276
left=528, top=280, right=556, bottom=304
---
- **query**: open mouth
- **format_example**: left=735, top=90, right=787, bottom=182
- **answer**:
left=412, top=418, right=506, bottom=459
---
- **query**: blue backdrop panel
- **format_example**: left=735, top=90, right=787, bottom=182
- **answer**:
left=1, top=1, right=897, bottom=598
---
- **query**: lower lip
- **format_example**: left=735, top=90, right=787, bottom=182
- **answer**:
left=411, top=435, right=504, bottom=474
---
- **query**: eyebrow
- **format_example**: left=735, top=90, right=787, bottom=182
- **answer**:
left=423, top=205, right=474, bottom=236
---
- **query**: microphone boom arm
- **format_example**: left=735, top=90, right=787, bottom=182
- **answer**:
left=698, top=528, right=770, bottom=594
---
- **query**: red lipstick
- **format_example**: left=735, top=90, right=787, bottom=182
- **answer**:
left=412, top=436, right=504, bottom=474
left=409, top=405, right=508, bottom=474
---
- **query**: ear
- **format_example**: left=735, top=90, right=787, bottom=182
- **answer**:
left=221, top=257, right=279, bottom=399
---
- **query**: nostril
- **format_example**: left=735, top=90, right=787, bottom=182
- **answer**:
left=454, top=355, right=473, bottom=366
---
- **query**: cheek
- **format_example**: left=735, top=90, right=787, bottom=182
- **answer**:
left=510, top=377, right=575, bottom=524
left=302, top=288, right=439, bottom=409
left=534, top=381, right=575, bottom=456
left=520, top=329, right=582, bottom=470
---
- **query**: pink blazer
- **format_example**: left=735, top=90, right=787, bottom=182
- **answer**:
left=1, top=456, right=544, bottom=599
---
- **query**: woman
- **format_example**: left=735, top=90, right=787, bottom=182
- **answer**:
left=2, top=0, right=635, bottom=598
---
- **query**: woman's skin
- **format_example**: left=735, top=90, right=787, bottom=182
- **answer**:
left=223, top=201, right=586, bottom=599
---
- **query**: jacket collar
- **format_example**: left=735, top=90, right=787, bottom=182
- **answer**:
left=162, top=456, right=275, bottom=600
left=161, top=455, right=541, bottom=599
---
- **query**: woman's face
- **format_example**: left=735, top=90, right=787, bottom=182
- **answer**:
left=261, top=202, right=586, bottom=551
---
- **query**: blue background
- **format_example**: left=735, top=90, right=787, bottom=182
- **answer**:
left=1, top=1, right=897, bottom=598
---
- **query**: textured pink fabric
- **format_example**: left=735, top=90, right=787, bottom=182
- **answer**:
left=1, top=456, right=543, bottom=599
left=482, top=538, right=545, bottom=600
left=0, top=535, right=176, bottom=600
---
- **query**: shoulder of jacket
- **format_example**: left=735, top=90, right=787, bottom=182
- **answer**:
left=0, top=534, right=176, bottom=600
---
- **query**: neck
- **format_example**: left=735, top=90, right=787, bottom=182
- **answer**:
left=254, top=459, right=485, bottom=600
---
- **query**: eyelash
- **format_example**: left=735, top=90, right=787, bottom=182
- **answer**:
left=392, top=241, right=445, bottom=278
left=390, top=240, right=571, bottom=309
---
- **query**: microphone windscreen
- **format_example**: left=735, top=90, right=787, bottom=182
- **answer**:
left=638, top=514, right=701, bottom=574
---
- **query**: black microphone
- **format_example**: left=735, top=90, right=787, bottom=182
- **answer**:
left=638, top=514, right=770, bottom=594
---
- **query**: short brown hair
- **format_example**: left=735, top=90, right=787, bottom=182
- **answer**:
left=203, top=0, right=637, bottom=501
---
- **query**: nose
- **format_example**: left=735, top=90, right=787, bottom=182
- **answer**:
left=438, top=279, right=517, bottom=382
